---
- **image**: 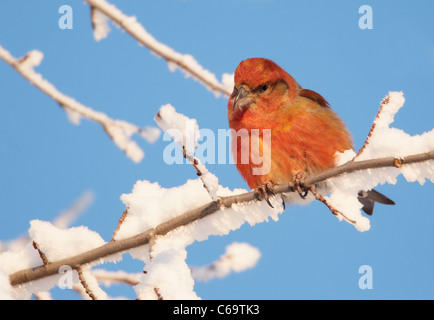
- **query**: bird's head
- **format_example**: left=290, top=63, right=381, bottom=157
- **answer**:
left=228, top=58, right=299, bottom=121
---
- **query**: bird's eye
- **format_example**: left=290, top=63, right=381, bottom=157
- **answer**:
left=261, top=84, right=269, bottom=92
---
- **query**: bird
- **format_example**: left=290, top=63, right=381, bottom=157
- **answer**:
left=227, top=57, right=394, bottom=215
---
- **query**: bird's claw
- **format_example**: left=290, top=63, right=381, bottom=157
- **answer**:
left=291, top=171, right=309, bottom=199
left=254, top=181, right=275, bottom=208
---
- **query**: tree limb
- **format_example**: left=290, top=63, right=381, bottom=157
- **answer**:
left=9, top=151, right=434, bottom=287
left=0, top=44, right=159, bottom=163
left=86, top=0, right=232, bottom=97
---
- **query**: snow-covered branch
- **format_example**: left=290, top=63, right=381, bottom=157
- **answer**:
left=86, top=0, right=233, bottom=97
left=2, top=91, right=434, bottom=299
left=7, top=151, right=434, bottom=289
left=191, top=242, right=261, bottom=282
left=0, top=45, right=160, bottom=163
left=154, top=104, right=219, bottom=201
left=90, top=242, right=261, bottom=287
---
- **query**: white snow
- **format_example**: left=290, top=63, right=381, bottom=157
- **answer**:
left=355, top=92, right=434, bottom=162
left=155, top=104, right=199, bottom=155
left=118, top=104, right=283, bottom=298
left=191, top=242, right=261, bottom=282
left=116, top=175, right=283, bottom=299
left=91, top=8, right=111, bottom=41
left=86, top=0, right=231, bottom=97
left=222, top=73, right=235, bottom=95
left=155, top=104, right=220, bottom=200
left=140, top=126, right=161, bottom=144
left=0, top=45, right=160, bottom=163
left=0, top=220, right=120, bottom=299
left=0, top=271, right=14, bottom=300
left=0, top=240, right=59, bottom=299
left=79, top=266, right=108, bottom=300
left=28, top=220, right=107, bottom=261
left=135, top=243, right=199, bottom=300
left=324, top=91, right=434, bottom=231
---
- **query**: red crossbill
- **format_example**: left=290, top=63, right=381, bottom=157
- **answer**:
left=227, top=57, right=394, bottom=214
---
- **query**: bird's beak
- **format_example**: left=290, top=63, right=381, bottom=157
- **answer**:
left=233, top=87, right=250, bottom=111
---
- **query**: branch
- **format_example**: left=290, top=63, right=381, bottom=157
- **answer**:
left=154, top=104, right=219, bottom=201
left=92, top=269, right=141, bottom=286
left=86, top=0, right=232, bottom=97
left=77, top=267, right=98, bottom=300
left=190, top=242, right=261, bottom=282
left=354, top=95, right=391, bottom=159
left=0, top=45, right=160, bottom=163
left=9, top=150, right=434, bottom=287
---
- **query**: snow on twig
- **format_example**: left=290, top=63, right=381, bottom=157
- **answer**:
left=77, top=266, right=108, bottom=300
left=92, top=269, right=142, bottom=287
left=91, top=241, right=260, bottom=289
left=0, top=45, right=160, bottom=163
left=322, top=91, right=434, bottom=231
left=86, top=0, right=234, bottom=97
left=191, top=242, right=261, bottom=282
left=155, top=104, right=220, bottom=201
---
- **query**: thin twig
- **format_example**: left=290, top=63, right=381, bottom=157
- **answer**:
left=354, top=96, right=390, bottom=159
left=8, top=151, right=434, bottom=287
left=111, top=209, right=128, bottom=241
left=77, top=267, right=98, bottom=300
left=146, top=230, right=164, bottom=300
left=155, top=105, right=220, bottom=201
left=153, top=288, right=164, bottom=300
left=92, top=269, right=141, bottom=286
left=32, top=241, right=49, bottom=266
left=0, top=45, right=159, bottom=163
left=308, top=186, right=356, bottom=224
left=85, top=0, right=232, bottom=97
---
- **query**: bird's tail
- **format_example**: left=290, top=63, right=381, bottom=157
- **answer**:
left=357, top=189, right=395, bottom=215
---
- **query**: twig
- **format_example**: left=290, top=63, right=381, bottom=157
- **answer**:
left=354, top=95, right=389, bottom=160
left=111, top=209, right=128, bottom=241
left=155, top=105, right=220, bottom=201
left=86, top=0, right=232, bottom=97
left=308, top=186, right=356, bottom=224
left=146, top=230, right=164, bottom=300
left=182, top=146, right=220, bottom=202
left=92, top=269, right=141, bottom=286
left=153, top=288, right=164, bottom=300
left=148, top=230, right=157, bottom=261
left=8, top=151, right=434, bottom=287
left=77, top=267, right=98, bottom=300
left=32, top=241, right=49, bottom=266
left=0, top=45, right=160, bottom=163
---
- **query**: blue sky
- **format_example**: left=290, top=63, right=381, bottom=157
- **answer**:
left=1, top=0, right=433, bottom=299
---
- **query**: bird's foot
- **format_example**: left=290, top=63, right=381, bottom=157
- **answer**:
left=254, top=181, right=275, bottom=208
left=291, top=171, right=309, bottom=199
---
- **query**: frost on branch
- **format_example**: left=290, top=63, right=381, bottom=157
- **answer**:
left=191, top=242, right=261, bottom=282
left=155, top=104, right=219, bottom=201
left=29, top=220, right=107, bottom=262
left=91, top=7, right=111, bottom=41
left=116, top=178, right=281, bottom=299
left=113, top=105, right=283, bottom=299
left=0, top=220, right=120, bottom=299
left=0, top=45, right=160, bottom=163
left=324, top=91, right=434, bottom=231
left=86, top=0, right=232, bottom=97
